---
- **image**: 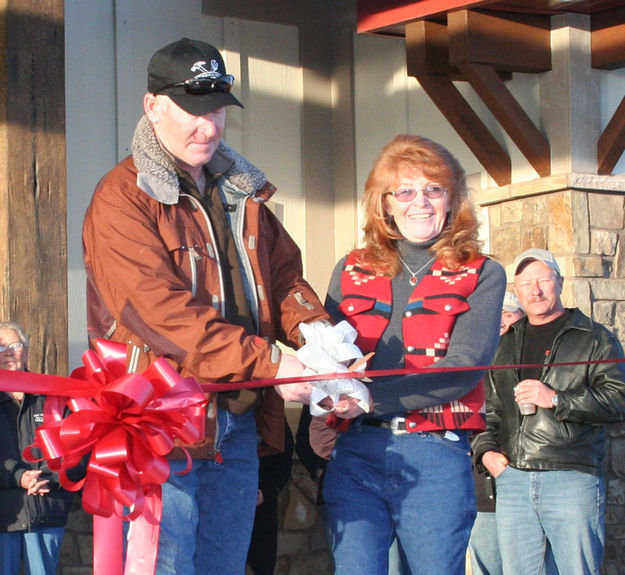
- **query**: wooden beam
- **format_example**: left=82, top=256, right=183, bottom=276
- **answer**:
left=0, top=1, right=68, bottom=375
left=591, top=7, right=625, bottom=70
left=405, top=19, right=460, bottom=76
left=413, top=73, right=511, bottom=186
left=598, top=96, right=625, bottom=174
left=459, top=62, right=551, bottom=177
left=449, top=10, right=551, bottom=73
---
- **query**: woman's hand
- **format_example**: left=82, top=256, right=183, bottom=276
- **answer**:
left=332, top=392, right=373, bottom=419
left=20, top=469, right=50, bottom=496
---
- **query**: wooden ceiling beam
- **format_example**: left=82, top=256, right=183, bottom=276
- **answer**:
left=404, top=19, right=460, bottom=76
left=449, top=10, right=551, bottom=73
left=412, top=72, right=512, bottom=186
left=458, top=61, right=551, bottom=176
left=591, top=7, right=625, bottom=70
left=407, top=12, right=551, bottom=180
left=449, top=10, right=551, bottom=175
left=598, top=96, right=625, bottom=175
left=406, top=20, right=511, bottom=185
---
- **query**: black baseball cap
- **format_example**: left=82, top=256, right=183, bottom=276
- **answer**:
left=147, top=38, right=243, bottom=116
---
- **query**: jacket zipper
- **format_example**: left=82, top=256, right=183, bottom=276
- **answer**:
left=188, top=246, right=201, bottom=297
left=180, top=194, right=226, bottom=316
left=517, top=323, right=570, bottom=456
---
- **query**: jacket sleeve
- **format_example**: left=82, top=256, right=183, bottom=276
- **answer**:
left=323, top=256, right=348, bottom=324
left=0, top=458, right=28, bottom=490
left=83, top=177, right=281, bottom=384
left=554, top=327, right=625, bottom=424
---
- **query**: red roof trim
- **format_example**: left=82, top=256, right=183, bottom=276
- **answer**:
left=357, top=0, right=489, bottom=33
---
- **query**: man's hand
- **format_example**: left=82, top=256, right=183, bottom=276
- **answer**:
left=20, top=469, right=50, bottom=496
left=274, top=353, right=312, bottom=403
left=481, top=451, right=509, bottom=478
left=514, top=379, right=557, bottom=409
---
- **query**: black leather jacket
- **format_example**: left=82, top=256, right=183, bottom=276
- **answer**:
left=472, top=308, right=625, bottom=477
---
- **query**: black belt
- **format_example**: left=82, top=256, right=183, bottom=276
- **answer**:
left=361, top=417, right=455, bottom=439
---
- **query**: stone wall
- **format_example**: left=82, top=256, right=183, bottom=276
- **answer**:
left=480, top=176, right=625, bottom=575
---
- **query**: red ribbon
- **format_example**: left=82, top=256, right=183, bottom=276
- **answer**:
left=201, top=357, right=625, bottom=392
left=1, top=339, right=207, bottom=575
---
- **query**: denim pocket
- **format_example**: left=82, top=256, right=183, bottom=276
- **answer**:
left=426, top=431, right=472, bottom=457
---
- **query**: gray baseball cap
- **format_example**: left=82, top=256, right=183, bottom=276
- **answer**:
left=502, top=292, right=523, bottom=313
left=513, top=248, right=561, bottom=276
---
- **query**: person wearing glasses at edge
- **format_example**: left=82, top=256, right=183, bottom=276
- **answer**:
left=0, top=321, right=78, bottom=574
left=312, top=134, right=506, bottom=575
left=82, top=38, right=333, bottom=575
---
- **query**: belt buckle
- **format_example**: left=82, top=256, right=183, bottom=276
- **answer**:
left=391, top=416, right=408, bottom=435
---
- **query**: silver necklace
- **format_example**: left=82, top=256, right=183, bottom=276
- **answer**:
left=398, top=255, right=435, bottom=286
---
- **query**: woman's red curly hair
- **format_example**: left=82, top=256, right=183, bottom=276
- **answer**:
left=358, top=134, right=482, bottom=275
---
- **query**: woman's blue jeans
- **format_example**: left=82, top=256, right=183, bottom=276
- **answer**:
left=323, top=421, right=476, bottom=575
left=154, top=408, right=259, bottom=575
left=495, top=466, right=604, bottom=575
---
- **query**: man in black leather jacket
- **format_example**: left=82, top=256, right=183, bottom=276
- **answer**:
left=472, top=248, right=625, bottom=575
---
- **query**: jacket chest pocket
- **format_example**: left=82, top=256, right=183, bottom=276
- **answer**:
left=339, top=296, right=377, bottom=317
left=418, top=295, right=470, bottom=316
left=159, top=223, right=216, bottom=298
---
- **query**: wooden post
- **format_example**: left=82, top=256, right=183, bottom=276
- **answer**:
left=0, top=0, right=67, bottom=375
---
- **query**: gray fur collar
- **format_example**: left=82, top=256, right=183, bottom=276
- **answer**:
left=131, top=115, right=267, bottom=205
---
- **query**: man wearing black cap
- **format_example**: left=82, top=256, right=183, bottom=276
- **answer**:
left=82, top=38, right=331, bottom=575
left=472, top=248, right=625, bottom=574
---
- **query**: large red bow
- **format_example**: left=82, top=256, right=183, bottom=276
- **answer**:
left=17, top=339, right=207, bottom=575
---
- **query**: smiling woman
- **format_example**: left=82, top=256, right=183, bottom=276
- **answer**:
left=316, top=134, right=507, bottom=575
left=384, top=174, right=450, bottom=243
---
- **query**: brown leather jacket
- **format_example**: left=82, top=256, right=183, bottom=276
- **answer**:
left=82, top=116, right=329, bottom=456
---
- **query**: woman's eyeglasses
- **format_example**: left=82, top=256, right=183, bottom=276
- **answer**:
left=389, top=184, right=448, bottom=203
left=154, top=75, right=235, bottom=96
left=0, top=342, right=24, bottom=353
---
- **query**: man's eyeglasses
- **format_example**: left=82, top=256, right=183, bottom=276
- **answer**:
left=389, top=184, right=448, bottom=203
left=0, top=342, right=24, bottom=353
left=154, top=75, right=235, bottom=96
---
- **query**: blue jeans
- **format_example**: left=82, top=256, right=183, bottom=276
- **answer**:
left=323, top=422, right=475, bottom=575
left=469, top=512, right=503, bottom=575
left=495, top=466, right=604, bottom=575
left=154, top=408, right=259, bottom=575
left=0, top=527, right=64, bottom=575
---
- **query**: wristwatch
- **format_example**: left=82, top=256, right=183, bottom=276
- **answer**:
left=551, top=393, right=559, bottom=408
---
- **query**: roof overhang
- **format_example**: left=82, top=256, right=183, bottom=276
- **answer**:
left=357, top=0, right=625, bottom=36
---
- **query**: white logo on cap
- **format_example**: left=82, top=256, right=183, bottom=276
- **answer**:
left=190, top=59, right=221, bottom=79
